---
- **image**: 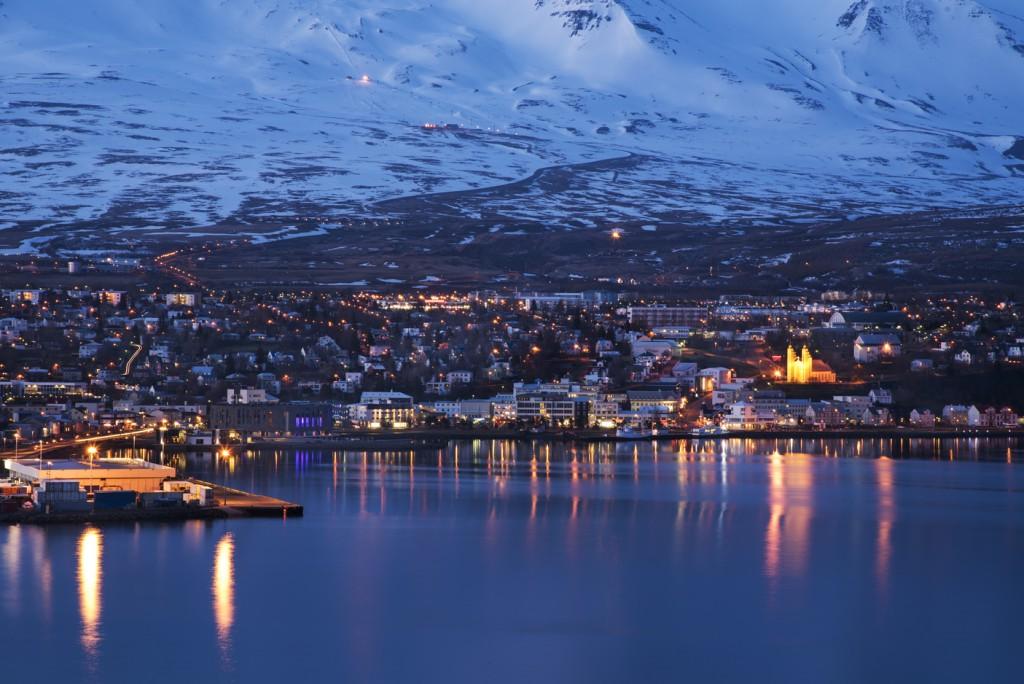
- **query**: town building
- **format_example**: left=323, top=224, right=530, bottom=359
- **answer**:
left=209, top=402, right=331, bottom=437
left=4, top=457, right=176, bottom=492
left=827, top=310, right=909, bottom=330
left=786, top=345, right=836, bottom=383
left=869, top=389, right=894, bottom=405
left=225, top=388, right=276, bottom=404
left=99, top=290, right=126, bottom=306
left=697, top=367, right=734, bottom=393
left=165, top=292, right=200, bottom=307
left=942, top=405, right=971, bottom=426
left=853, top=333, right=902, bottom=363
left=909, top=409, right=937, bottom=428
left=627, top=305, right=707, bottom=328
left=351, top=392, right=416, bottom=428
left=513, top=382, right=591, bottom=427
left=457, top=399, right=492, bottom=420
left=626, top=390, right=680, bottom=414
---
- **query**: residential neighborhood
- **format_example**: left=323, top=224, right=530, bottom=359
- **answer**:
left=2, top=254, right=1023, bottom=445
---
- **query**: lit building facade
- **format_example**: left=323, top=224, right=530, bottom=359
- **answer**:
left=786, top=345, right=836, bottom=384
left=209, top=402, right=331, bottom=437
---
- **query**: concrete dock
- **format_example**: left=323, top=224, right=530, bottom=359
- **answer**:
left=191, top=478, right=304, bottom=518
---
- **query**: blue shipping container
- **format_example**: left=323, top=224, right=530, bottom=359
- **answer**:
left=94, top=490, right=138, bottom=510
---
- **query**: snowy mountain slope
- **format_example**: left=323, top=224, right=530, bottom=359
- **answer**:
left=0, top=0, right=1021, bottom=250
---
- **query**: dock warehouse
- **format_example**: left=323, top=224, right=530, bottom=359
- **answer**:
left=3, top=458, right=177, bottom=492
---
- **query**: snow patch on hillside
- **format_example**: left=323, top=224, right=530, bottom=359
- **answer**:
left=0, top=0, right=1020, bottom=244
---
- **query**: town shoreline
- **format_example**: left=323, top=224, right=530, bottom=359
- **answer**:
left=156, top=428, right=1024, bottom=450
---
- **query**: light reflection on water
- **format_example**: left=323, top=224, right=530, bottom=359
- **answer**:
left=764, top=451, right=813, bottom=584
left=0, top=438, right=1021, bottom=682
left=2, top=524, right=21, bottom=616
left=213, top=532, right=235, bottom=667
left=77, top=527, right=102, bottom=664
left=877, top=456, right=895, bottom=589
left=101, top=435, right=1024, bottom=471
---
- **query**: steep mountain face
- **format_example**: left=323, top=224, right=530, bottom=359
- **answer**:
left=0, top=0, right=1021, bottom=250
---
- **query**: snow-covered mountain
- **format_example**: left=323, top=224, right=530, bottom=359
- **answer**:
left=0, top=0, right=1022, bottom=248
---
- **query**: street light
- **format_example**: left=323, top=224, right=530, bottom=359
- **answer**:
left=86, top=444, right=98, bottom=467
left=158, top=426, right=168, bottom=465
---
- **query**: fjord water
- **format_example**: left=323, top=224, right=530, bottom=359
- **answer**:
left=2, top=439, right=1023, bottom=683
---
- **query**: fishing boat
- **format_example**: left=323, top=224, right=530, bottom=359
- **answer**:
left=616, top=424, right=657, bottom=440
left=690, top=425, right=725, bottom=437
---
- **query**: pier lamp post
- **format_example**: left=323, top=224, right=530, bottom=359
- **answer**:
left=87, top=444, right=98, bottom=468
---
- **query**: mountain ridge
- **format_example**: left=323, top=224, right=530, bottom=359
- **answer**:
left=0, top=0, right=1020, bottom=252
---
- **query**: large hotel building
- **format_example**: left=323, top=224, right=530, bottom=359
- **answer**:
left=626, top=305, right=707, bottom=328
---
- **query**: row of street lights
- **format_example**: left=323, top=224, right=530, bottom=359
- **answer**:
left=4, top=426, right=163, bottom=470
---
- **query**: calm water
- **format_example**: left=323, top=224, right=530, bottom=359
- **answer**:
left=3, top=438, right=1024, bottom=683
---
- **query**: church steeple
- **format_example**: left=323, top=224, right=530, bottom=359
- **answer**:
left=785, top=343, right=834, bottom=384
left=786, top=344, right=811, bottom=383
